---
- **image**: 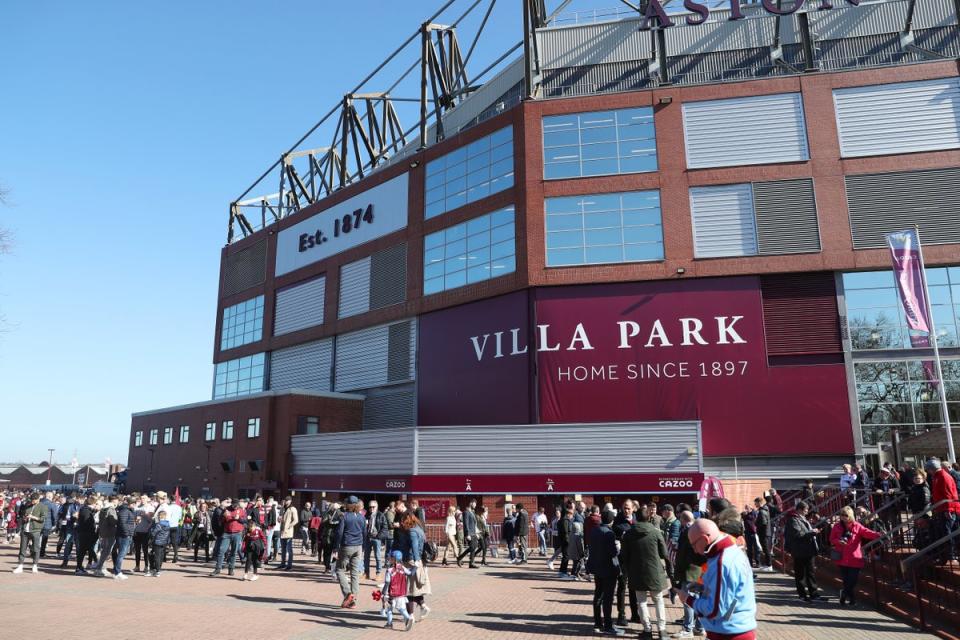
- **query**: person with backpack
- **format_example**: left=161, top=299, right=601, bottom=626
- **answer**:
left=379, top=550, right=416, bottom=630
left=307, top=509, right=322, bottom=557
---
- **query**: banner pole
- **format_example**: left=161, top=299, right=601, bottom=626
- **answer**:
left=914, top=225, right=956, bottom=463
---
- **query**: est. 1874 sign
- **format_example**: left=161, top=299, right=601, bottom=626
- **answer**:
left=275, top=173, right=408, bottom=277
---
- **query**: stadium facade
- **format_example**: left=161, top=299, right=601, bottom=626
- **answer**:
left=128, top=0, right=960, bottom=511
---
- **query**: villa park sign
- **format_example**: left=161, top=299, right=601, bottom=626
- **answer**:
left=639, top=0, right=862, bottom=28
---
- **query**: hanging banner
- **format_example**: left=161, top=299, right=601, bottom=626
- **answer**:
left=886, top=229, right=937, bottom=384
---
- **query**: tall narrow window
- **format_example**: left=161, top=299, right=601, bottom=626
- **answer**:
left=163, top=427, right=173, bottom=445
left=205, top=422, right=216, bottom=442
left=179, top=425, right=190, bottom=443
left=247, top=417, right=261, bottom=438
left=222, top=420, right=234, bottom=440
left=134, top=431, right=143, bottom=447
left=149, top=429, right=158, bottom=446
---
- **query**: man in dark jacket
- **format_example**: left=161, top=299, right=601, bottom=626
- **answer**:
left=613, top=500, right=640, bottom=626
left=621, top=510, right=671, bottom=636
left=784, top=501, right=821, bottom=602
left=39, top=491, right=57, bottom=558
left=75, top=497, right=98, bottom=575
left=335, top=496, right=367, bottom=608
left=587, top=509, right=624, bottom=636
left=755, top=497, right=773, bottom=571
left=557, top=502, right=573, bottom=576
left=362, top=500, right=389, bottom=579
left=514, top=504, right=530, bottom=564
left=112, top=496, right=137, bottom=578
left=210, top=499, right=226, bottom=565
left=13, top=492, right=49, bottom=574
left=672, top=511, right=705, bottom=637
left=457, top=499, right=480, bottom=568
left=320, top=503, right=342, bottom=573
left=94, top=495, right=120, bottom=576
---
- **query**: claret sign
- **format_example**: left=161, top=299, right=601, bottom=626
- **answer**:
left=418, top=278, right=853, bottom=458
left=636, top=0, right=862, bottom=29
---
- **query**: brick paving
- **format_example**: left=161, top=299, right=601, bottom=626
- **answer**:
left=0, top=542, right=935, bottom=639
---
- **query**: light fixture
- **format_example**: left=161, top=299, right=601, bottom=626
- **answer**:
left=658, top=96, right=673, bottom=105
left=409, top=160, right=421, bottom=168
left=676, top=267, right=686, bottom=275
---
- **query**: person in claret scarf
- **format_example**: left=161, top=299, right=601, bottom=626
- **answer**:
left=680, top=518, right=757, bottom=640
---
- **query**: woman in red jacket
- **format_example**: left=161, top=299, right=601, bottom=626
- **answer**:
left=829, top=506, right=882, bottom=606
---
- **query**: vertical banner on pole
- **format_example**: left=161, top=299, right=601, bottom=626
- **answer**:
left=886, top=228, right=956, bottom=461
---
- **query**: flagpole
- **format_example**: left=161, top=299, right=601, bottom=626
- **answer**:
left=914, top=225, right=956, bottom=463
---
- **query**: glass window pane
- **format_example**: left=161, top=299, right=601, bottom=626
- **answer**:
left=585, top=228, right=623, bottom=246
left=544, top=162, right=581, bottom=180
left=624, top=243, right=664, bottom=262
left=585, top=245, right=624, bottom=264
left=581, top=158, right=619, bottom=176
left=581, top=142, right=618, bottom=161
left=618, top=154, right=658, bottom=173
left=843, top=271, right=895, bottom=290
left=547, top=247, right=584, bottom=266
left=547, top=230, right=584, bottom=249
left=623, top=226, right=664, bottom=244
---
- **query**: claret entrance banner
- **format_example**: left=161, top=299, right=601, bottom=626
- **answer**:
left=533, top=278, right=852, bottom=456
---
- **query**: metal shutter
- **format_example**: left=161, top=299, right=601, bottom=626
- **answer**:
left=338, top=257, right=371, bottom=319
left=292, top=428, right=415, bottom=475
left=834, top=79, right=960, bottom=158
left=362, top=384, right=417, bottom=431
left=335, top=323, right=389, bottom=391
left=223, top=240, right=267, bottom=297
left=274, top=276, right=326, bottom=336
left=846, top=168, right=960, bottom=248
left=753, top=179, right=821, bottom=255
left=370, top=243, right=407, bottom=311
left=761, top=272, right=842, bottom=356
left=689, top=184, right=758, bottom=258
left=269, top=339, right=333, bottom=392
left=682, top=93, right=809, bottom=169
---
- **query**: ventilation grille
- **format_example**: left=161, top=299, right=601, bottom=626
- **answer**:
left=761, top=272, right=842, bottom=356
left=223, top=240, right=267, bottom=297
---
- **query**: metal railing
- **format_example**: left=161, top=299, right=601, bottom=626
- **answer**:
left=900, top=526, right=960, bottom=632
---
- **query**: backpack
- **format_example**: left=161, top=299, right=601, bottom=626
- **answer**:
left=309, top=516, right=322, bottom=530
left=422, top=541, right=438, bottom=563
left=388, top=569, right=408, bottom=597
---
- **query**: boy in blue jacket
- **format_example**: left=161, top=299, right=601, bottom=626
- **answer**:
left=148, top=510, right=171, bottom=577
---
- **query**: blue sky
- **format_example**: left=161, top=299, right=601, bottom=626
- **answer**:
left=0, top=0, right=588, bottom=465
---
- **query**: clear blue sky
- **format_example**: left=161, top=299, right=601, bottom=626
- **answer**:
left=0, top=1, right=618, bottom=465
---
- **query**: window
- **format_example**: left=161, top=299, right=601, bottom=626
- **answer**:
left=222, top=420, right=234, bottom=440
left=425, top=126, right=513, bottom=219
left=163, top=427, right=173, bottom=445
left=543, top=107, right=657, bottom=179
left=238, top=460, right=247, bottom=472
left=297, top=416, right=320, bottom=435
left=854, top=358, right=960, bottom=445
left=179, top=425, right=190, bottom=443
left=424, top=206, right=516, bottom=294
left=545, top=191, right=663, bottom=267
left=205, top=422, right=216, bottom=442
left=134, top=431, right=143, bottom=447
left=149, top=429, right=158, bottom=446
left=842, top=267, right=960, bottom=350
left=682, top=93, right=809, bottom=169
left=213, top=352, right=266, bottom=399
left=834, top=79, right=960, bottom=158
left=689, top=184, right=757, bottom=258
left=247, top=417, right=261, bottom=438
left=220, top=295, right=264, bottom=351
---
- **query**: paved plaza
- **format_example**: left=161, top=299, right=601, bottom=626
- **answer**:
left=0, top=543, right=934, bottom=639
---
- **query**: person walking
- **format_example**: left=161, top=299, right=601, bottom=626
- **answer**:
left=535, top=506, right=549, bottom=556
left=209, top=499, right=225, bottom=567
left=278, top=495, right=299, bottom=570
left=741, top=503, right=760, bottom=568
left=320, top=502, right=342, bottom=573
left=364, top=500, right=388, bottom=579
left=148, top=509, right=171, bottom=577
left=298, top=501, right=313, bottom=556
left=400, top=512, right=432, bottom=622
left=112, top=496, right=136, bottom=579
left=477, top=505, right=491, bottom=565
left=457, top=499, right=480, bottom=568
left=785, top=501, right=821, bottom=602
left=830, top=505, right=882, bottom=606
left=556, top=502, right=574, bottom=578
left=190, top=501, right=212, bottom=562
left=621, top=508, right=671, bottom=637
left=242, top=520, right=267, bottom=581
left=39, top=491, right=57, bottom=559
left=587, top=509, right=624, bottom=636
left=680, top=518, right=757, bottom=640
left=671, top=510, right=705, bottom=638
left=613, top=500, right=640, bottom=626
left=74, top=496, right=98, bottom=575
left=515, top=503, right=530, bottom=564
left=754, top=497, right=773, bottom=572
left=12, top=493, right=48, bottom=575
left=94, top=495, right=119, bottom=576
left=132, top=495, right=154, bottom=573
left=335, top=496, right=367, bottom=608
left=441, top=506, right=460, bottom=566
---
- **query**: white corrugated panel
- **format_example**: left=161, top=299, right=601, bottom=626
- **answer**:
left=682, top=93, right=809, bottom=169
left=270, top=339, right=333, bottom=392
left=338, top=257, right=371, bottom=319
left=416, top=422, right=702, bottom=475
left=834, top=79, right=960, bottom=157
left=689, top=184, right=758, bottom=258
left=808, top=0, right=955, bottom=40
left=666, top=13, right=777, bottom=55
left=704, top=456, right=848, bottom=481
left=335, top=323, right=389, bottom=391
left=913, top=0, right=958, bottom=28
left=291, top=428, right=415, bottom=475
left=274, top=275, right=326, bottom=336
left=538, top=20, right=652, bottom=69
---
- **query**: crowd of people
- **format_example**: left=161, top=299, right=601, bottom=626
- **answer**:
left=5, top=457, right=954, bottom=639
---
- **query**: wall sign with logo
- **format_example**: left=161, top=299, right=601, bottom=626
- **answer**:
left=275, top=173, right=409, bottom=277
